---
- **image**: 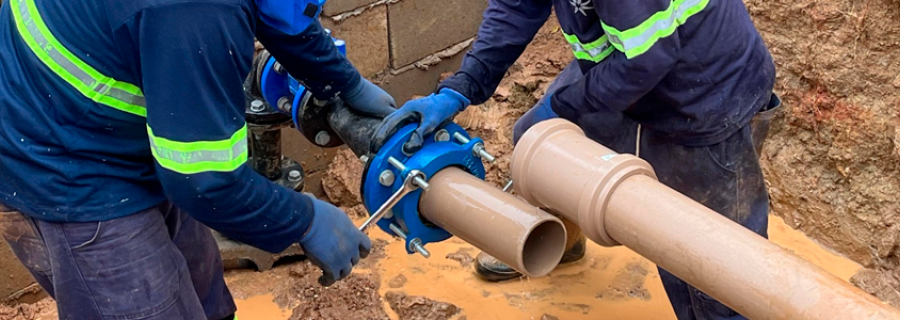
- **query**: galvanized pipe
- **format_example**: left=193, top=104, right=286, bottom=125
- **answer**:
left=511, top=119, right=900, bottom=320
left=418, top=167, right=567, bottom=277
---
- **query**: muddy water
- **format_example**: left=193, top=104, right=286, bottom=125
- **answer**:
left=233, top=215, right=861, bottom=320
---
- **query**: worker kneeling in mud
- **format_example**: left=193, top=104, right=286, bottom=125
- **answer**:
left=0, top=0, right=395, bottom=318
left=374, top=0, right=781, bottom=319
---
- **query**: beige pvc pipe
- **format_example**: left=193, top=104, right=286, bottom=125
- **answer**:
left=418, top=167, right=567, bottom=277
left=511, top=119, right=900, bottom=320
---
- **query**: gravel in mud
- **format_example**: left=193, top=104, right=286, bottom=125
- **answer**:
left=0, top=300, right=52, bottom=320
left=384, top=291, right=461, bottom=320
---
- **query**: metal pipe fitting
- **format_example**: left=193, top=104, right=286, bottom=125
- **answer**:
left=511, top=119, right=900, bottom=320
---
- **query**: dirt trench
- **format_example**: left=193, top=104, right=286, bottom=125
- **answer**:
left=745, top=0, right=900, bottom=305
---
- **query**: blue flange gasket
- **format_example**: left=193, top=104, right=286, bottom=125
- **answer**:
left=362, top=123, right=486, bottom=254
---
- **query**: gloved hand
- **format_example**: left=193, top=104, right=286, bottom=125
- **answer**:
left=512, top=93, right=559, bottom=145
left=340, top=76, right=397, bottom=118
left=299, top=197, right=372, bottom=286
left=371, top=88, right=470, bottom=154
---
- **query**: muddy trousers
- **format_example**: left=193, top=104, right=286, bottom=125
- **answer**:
left=516, top=61, right=773, bottom=320
left=0, top=202, right=237, bottom=320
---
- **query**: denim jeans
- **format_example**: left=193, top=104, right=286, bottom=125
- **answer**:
left=0, top=202, right=236, bottom=320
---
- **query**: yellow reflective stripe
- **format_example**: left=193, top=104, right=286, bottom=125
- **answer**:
left=147, top=124, right=249, bottom=174
left=562, top=32, right=615, bottom=63
left=10, top=0, right=147, bottom=117
left=601, top=0, right=709, bottom=59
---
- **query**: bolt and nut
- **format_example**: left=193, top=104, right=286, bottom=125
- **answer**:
left=250, top=100, right=265, bottom=112
left=314, top=131, right=331, bottom=146
left=378, top=170, right=395, bottom=186
left=288, top=170, right=302, bottom=182
left=434, top=129, right=451, bottom=142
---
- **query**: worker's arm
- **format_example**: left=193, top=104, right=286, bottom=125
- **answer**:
left=373, top=0, right=552, bottom=153
left=137, top=3, right=370, bottom=285
left=439, top=0, right=552, bottom=105
left=256, top=20, right=396, bottom=117
left=550, top=0, right=691, bottom=119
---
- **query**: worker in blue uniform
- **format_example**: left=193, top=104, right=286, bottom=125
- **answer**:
left=375, top=0, right=779, bottom=319
left=0, top=0, right=395, bottom=318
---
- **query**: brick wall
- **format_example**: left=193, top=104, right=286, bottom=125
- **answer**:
left=290, top=0, right=487, bottom=195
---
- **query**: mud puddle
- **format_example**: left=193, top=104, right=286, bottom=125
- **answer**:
left=224, top=214, right=861, bottom=320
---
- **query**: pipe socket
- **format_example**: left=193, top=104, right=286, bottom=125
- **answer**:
left=418, top=167, right=567, bottom=277
left=511, top=120, right=656, bottom=247
left=511, top=119, right=900, bottom=320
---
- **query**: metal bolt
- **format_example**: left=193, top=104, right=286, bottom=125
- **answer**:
left=409, top=238, right=431, bottom=258
left=434, top=129, right=450, bottom=142
left=387, top=157, right=430, bottom=190
left=273, top=62, right=285, bottom=75
left=388, top=156, right=406, bottom=171
left=473, top=143, right=497, bottom=163
left=250, top=100, right=265, bottom=112
left=389, top=223, right=407, bottom=239
left=288, top=170, right=302, bottom=182
left=314, top=131, right=331, bottom=146
left=453, top=132, right=470, bottom=144
left=378, top=170, right=395, bottom=186
left=502, top=179, right=514, bottom=193
left=277, top=96, right=292, bottom=113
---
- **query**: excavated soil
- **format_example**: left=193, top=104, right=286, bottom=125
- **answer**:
left=384, top=291, right=460, bottom=320
left=7, top=5, right=900, bottom=318
left=745, top=0, right=900, bottom=303
left=0, top=300, right=52, bottom=320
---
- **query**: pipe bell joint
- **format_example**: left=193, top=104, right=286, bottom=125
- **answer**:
left=511, top=119, right=657, bottom=247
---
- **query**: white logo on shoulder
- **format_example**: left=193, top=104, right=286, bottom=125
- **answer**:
left=569, top=0, right=593, bottom=16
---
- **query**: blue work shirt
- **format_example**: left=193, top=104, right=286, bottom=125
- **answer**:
left=441, top=0, right=776, bottom=147
left=0, top=0, right=359, bottom=252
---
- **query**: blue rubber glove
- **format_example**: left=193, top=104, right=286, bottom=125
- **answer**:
left=371, top=88, right=470, bottom=154
left=300, top=197, right=372, bottom=286
left=340, top=76, right=397, bottom=118
left=513, top=93, right=559, bottom=145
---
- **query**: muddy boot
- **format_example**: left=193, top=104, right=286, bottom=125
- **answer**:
left=475, top=216, right=586, bottom=282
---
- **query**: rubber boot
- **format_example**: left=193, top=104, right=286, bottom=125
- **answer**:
left=475, top=216, right=586, bottom=282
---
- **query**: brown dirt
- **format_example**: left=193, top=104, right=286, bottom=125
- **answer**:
left=322, top=148, right=365, bottom=210
left=387, top=274, right=407, bottom=289
left=453, top=18, right=572, bottom=187
left=384, top=291, right=460, bottom=320
left=745, top=0, right=900, bottom=303
left=0, top=300, right=52, bottom=320
left=284, top=262, right=390, bottom=320
left=444, top=248, right=475, bottom=269
left=597, top=261, right=651, bottom=301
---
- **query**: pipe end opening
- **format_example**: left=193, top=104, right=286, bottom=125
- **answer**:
left=521, top=220, right=567, bottom=277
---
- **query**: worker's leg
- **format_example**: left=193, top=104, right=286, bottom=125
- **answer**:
left=0, top=203, right=213, bottom=319
left=640, top=125, right=769, bottom=320
left=161, top=202, right=237, bottom=319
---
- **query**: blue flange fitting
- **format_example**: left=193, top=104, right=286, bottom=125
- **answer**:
left=257, top=34, right=348, bottom=147
left=361, top=123, right=487, bottom=256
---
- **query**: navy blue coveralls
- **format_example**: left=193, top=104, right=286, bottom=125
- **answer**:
left=440, top=0, right=778, bottom=319
left=0, top=0, right=359, bottom=318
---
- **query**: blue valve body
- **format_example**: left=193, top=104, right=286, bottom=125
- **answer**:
left=362, top=123, right=487, bottom=254
left=258, top=34, right=347, bottom=129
